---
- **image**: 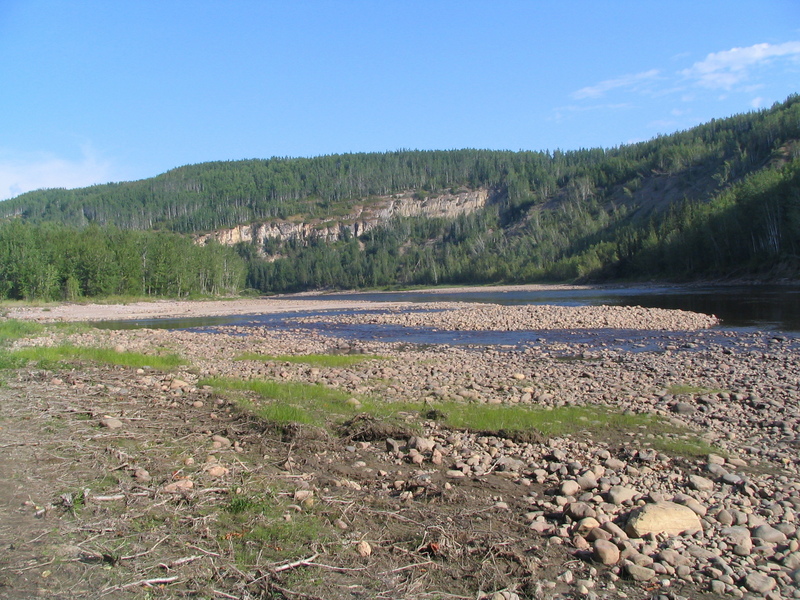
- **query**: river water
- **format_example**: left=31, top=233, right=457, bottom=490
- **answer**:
left=292, top=284, right=800, bottom=331
left=96, top=285, right=800, bottom=351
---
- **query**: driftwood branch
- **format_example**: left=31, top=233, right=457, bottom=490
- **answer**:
left=272, top=553, right=320, bottom=573
left=120, top=575, right=179, bottom=589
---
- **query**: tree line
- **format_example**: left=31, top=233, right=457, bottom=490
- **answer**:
left=240, top=155, right=800, bottom=292
left=0, top=222, right=245, bottom=301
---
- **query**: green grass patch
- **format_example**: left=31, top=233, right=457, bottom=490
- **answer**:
left=221, top=489, right=330, bottom=566
left=203, top=375, right=421, bottom=433
left=0, top=349, right=27, bottom=370
left=234, top=352, right=385, bottom=368
left=10, top=344, right=186, bottom=370
left=0, top=319, right=46, bottom=344
left=651, top=435, right=725, bottom=458
left=432, top=403, right=663, bottom=437
left=202, top=376, right=359, bottom=427
left=427, top=402, right=719, bottom=459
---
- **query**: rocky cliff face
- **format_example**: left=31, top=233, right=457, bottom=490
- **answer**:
left=196, top=188, right=488, bottom=250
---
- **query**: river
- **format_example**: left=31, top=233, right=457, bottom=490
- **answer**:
left=95, top=284, right=800, bottom=353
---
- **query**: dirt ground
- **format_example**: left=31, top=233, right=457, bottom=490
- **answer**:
left=0, top=356, right=719, bottom=600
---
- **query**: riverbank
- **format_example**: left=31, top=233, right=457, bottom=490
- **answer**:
left=3, top=284, right=717, bottom=332
left=1, top=303, right=798, bottom=598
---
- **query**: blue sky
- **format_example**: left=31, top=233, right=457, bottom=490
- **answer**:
left=1, top=1, right=799, bottom=200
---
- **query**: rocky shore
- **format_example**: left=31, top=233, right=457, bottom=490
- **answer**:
left=2, top=297, right=798, bottom=599
left=291, top=302, right=721, bottom=331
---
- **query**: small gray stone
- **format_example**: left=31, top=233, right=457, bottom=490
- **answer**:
left=709, top=579, right=726, bottom=595
left=99, top=416, right=123, bottom=429
left=386, top=438, right=402, bottom=453
left=565, top=502, right=596, bottom=520
left=601, top=521, right=628, bottom=540
left=593, top=539, right=620, bottom=565
left=672, top=402, right=695, bottom=415
left=751, top=524, right=787, bottom=543
left=607, top=486, right=638, bottom=505
left=561, top=480, right=582, bottom=497
left=715, top=508, right=734, bottom=526
left=783, top=552, right=800, bottom=570
left=688, top=474, right=714, bottom=491
left=408, top=436, right=436, bottom=453
left=625, top=563, right=656, bottom=581
left=743, top=572, right=776, bottom=594
left=495, top=455, right=526, bottom=472
left=706, top=463, right=729, bottom=477
left=721, top=472, right=744, bottom=485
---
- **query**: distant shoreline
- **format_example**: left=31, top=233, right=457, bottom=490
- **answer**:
left=3, top=282, right=718, bottom=326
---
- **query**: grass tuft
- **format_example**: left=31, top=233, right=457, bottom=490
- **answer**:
left=0, top=319, right=46, bottom=344
left=427, top=402, right=720, bottom=459
left=9, top=345, right=186, bottom=370
left=221, top=489, right=330, bottom=566
left=202, top=377, right=360, bottom=427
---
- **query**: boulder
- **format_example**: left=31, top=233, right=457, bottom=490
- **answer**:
left=607, top=486, right=638, bottom=505
left=751, top=524, right=787, bottom=543
left=408, top=436, right=436, bottom=453
left=625, top=563, right=655, bottom=581
left=625, top=501, right=703, bottom=538
left=688, top=474, right=714, bottom=491
left=743, top=572, right=776, bottom=594
left=592, top=539, right=620, bottom=565
left=560, top=480, right=582, bottom=497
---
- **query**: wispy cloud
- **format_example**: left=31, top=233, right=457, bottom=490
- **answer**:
left=571, top=69, right=661, bottom=100
left=680, top=41, right=800, bottom=90
left=568, top=41, right=800, bottom=104
left=0, top=146, right=112, bottom=201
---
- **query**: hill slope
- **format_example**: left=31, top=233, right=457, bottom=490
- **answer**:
left=0, top=95, right=799, bottom=297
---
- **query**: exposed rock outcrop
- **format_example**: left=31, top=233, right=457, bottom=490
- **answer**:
left=195, top=188, right=488, bottom=250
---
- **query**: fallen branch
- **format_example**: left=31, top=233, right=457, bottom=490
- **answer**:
left=89, top=494, right=126, bottom=502
left=120, top=576, right=179, bottom=589
left=159, top=555, right=203, bottom=569
left=12, top=558, right=55, bottom=573
left=186, top=544, right=222, bottom=557
left=120, top=535, right=169, bottom=561
left=272, top=553, right=320, bottom=573
left=196, top=487, right=230, bottom=494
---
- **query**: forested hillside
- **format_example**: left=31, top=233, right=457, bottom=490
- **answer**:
left=1, top=95, right=798, bottom=299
